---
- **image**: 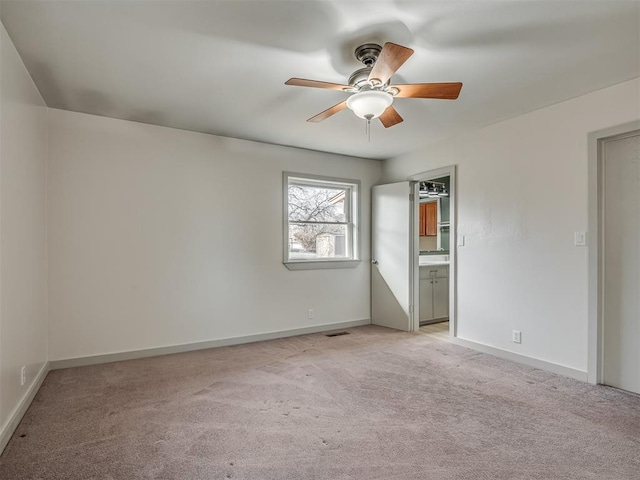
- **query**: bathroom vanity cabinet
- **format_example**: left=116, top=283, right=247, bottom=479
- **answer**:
left=419, top=265, right=449, bottom=324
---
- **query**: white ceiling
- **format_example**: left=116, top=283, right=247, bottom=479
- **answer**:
left=1, top=1, right=638, bottom=160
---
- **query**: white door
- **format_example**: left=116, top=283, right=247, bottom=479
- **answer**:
left=603, top=132, right=640, bottom=394
left=371, top=182, right=413, bottom=331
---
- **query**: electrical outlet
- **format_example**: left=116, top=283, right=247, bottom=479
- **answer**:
left=512, top=330, right=522, bottom=344
left=308, top=309, right=314, bottom=320
left=19, top=366, right=26, bottom=386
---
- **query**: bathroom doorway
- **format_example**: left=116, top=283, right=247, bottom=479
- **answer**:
left=409, top=166, right=456, bottom=336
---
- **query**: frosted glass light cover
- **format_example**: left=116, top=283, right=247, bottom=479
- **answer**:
left=346, top=91, right=393, bottom=119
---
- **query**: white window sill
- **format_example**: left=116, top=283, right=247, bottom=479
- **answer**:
left=283, top=260, right=362, bottom=271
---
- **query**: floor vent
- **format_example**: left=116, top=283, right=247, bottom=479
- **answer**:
left=325, top=331, right=350, bottom=337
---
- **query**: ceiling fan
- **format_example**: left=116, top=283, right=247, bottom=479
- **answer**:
left=285, top=42, right=463, bottom=128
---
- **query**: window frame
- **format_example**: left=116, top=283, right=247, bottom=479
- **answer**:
left=283, top=172, right=361, bottom=270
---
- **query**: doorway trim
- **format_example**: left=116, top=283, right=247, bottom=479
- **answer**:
left=587, top=120, right=640, bottom=385
left=408, top=165, right=457, bottom=336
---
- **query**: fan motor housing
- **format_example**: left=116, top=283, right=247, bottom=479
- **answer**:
left=348, top=67, right=372, bottom=88
left=354, top=43, right=382, bottom=67
left=350, top=43, right=392, bottom=89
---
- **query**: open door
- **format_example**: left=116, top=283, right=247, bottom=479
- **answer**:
left=371, top=182, right=413, bottom=331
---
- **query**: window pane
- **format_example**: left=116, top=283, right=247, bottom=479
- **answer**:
left=288, top=184, right=347, bottom=222
left=288, top=224, right=349, bottom=260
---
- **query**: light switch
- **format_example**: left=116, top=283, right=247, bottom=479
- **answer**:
left=574, top=231, right=587, bottom=246
left=457, top=235, right=465, bottom=247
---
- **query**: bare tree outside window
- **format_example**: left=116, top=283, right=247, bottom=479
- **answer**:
left=284, top=174, right=358, bottom=265
left=288, top=185, right=346, bottom=254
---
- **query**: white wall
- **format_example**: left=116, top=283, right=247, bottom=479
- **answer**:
left=47, top=109, right=381, bottom=361
left=384, top=78, right=640, bottom=373
left=0, top=24, right=48, bottom=434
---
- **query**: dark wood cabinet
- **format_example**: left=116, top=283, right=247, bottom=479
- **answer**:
left=419, top=202, right=437, bottom=237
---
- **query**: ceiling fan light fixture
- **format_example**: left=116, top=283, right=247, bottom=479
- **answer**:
left=285, top=42, right=462, bottom=128
left=346, top=91, right=393, bottom=120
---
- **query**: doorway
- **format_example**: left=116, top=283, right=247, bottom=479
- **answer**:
left=410, top=166, right=457, bottom=336
left=370, top=166, right=456, bottom=335
left=588, top=122, right=640, bottom=391
left=601, top=130, right=640, bottom=393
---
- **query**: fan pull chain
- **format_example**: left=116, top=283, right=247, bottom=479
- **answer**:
left=363, top=114, right=374, bottom=141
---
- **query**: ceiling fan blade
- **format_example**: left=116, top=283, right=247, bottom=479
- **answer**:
left=307, top=101, right=348, bottom=123
left=367, top=42, right=414, bottom=85
left=392, top=82, right=463, bottom=99
left=379, top=106, right=403, bottom=128
left=285, top=78, right=350, bottom=91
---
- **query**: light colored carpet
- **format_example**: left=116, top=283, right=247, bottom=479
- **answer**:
left=1, top=325, right=639, bottom=479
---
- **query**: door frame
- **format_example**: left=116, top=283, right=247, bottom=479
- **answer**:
left=587, top=121, right=640, bottom=384
left=408, top=165, right=457, bottom=336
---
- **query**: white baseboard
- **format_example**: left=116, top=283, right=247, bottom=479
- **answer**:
left=50, top=319, right=371, bottom=370
left=0, top=361, right=50, bottom=455
left=451, top=337, right=588, bottom=382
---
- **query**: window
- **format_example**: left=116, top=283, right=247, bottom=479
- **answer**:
left=283, top=172, right=360, bottom=270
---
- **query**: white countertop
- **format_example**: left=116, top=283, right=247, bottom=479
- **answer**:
left=419, top=254, right=450, bottom=266
left=419, top=260, right=450, bottom=266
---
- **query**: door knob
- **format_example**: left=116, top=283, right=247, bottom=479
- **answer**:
left=372, top=259, right=379, bottom=265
